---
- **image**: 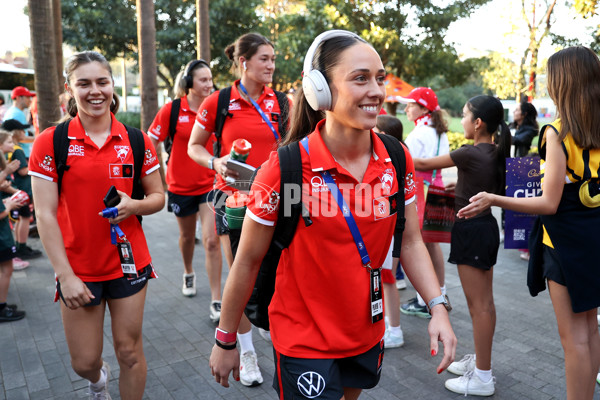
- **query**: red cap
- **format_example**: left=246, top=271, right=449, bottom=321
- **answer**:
left=398, top=87, right=440, bottom=112
left=11, top=86, right=35, bottom=99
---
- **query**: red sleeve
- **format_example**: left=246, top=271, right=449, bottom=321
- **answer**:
left=195, top=91, right=220, bottom=133
left=147, top=102, right=173, bottom=142
left=402, top=143, right=417, bottom=204
left=245, top=150, right=281, bottom=226
left=140, top=131, right=161, bottom=176
left=28, top=127, right=58, bottom=182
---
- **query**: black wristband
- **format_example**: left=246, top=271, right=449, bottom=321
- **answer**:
left=215, top=339, right=237, bottom=350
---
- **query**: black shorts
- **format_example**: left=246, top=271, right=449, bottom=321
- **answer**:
left=56, top=265, right=155, bottom=307
left=10, top=204, right=31, bottom=219
left=0, top=246, right=17, bottom=263
left=167, top=190, right=213, bottom=217
left=273, top=341, right=384, bottom=399
left=448, top=213, right=499, bottom=270
left=213, top=189, right=230, bottom=235
left=542, top=245, right=566, bottom=286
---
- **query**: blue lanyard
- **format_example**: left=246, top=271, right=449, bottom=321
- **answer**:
left=102, top=207, right=126, bottom=244
left=238, top=82, right=279, bottom=141
left=300, top=137, right=371, bottom=267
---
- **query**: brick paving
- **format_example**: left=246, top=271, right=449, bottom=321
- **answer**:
left=1, top=203, right=599, bottom=399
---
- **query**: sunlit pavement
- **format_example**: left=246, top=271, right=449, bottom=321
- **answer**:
left=1, top=184, right=599, bottom=399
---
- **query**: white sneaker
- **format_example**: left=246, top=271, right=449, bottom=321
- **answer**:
left=395, top=279, right=407, bottom=290
left=182, top=273, right=196, bottom=297
left=447, top=353, right=476, bottom=376
left=445, top=370, right=495, bottom=396
left=239, top=351, right=263, bottom=387
left=383, top=328, right=404, bottom=348
left=209, top=301, right=221, bottom=323
left=12, top=257, right=29, bottom=271
left=258, top=328, right=272, bottom=342
left=88, top=361, right=111, bottom=400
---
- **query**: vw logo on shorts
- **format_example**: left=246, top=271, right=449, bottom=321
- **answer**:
left=297, top=371, right=326, bottom=398
left=171, top=203, right=180, bottom=214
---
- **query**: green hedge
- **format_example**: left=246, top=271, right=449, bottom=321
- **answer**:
left=115, top=112, right=141, bottom=129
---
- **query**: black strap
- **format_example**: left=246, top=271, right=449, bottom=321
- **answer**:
left=213, top=87, right=233, bottom=158
left=163, top=98, right=181, bottom=161
left=213, top=87, right=290, bottom=158
left=53, top=120, right=72, bottom=196
left=376, top=133, right=406, bottom=258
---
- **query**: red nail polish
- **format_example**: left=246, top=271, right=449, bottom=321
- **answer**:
left=437, top=368, right=442, bottom=374
left=431, top=349, right=437, bottom=356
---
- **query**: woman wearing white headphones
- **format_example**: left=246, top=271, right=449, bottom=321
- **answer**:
left=209, top=30, right=456, bottom=399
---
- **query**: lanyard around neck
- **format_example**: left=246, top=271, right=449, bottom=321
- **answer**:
left=300, top=137, right=371, bottom=267
left=238, top=82, right=279, bottom=141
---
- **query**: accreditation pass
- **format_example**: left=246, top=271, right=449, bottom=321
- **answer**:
left=370, top=268, right=383, bottom=323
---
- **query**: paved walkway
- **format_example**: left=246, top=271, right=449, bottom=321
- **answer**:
left=1, top=201, right=599, bottom=399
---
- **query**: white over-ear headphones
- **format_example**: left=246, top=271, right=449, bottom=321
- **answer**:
left=302, top=29, right=362, bottom=111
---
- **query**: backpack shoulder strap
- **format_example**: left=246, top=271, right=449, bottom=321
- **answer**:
left=213, top=87, right=233, bottom=158
left=124, top=124, right=145, bottom=201
left=168, top=98, right=181, bottom=140
left=274, top=90, right=290, bottom=140
left=272, top=140, right=304, bottom=250
left=377, top=133, right=406, bottom=258
left=53, top=120, right=72, bottom=195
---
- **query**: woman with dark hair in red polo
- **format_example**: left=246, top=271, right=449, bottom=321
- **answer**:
left=188, top=32, right=290, bottom=388
left=208, top=30, right=456, bottom=399
left=148, top=60, right=223, bottom=320
left=29, top=51, right=164, bottom=400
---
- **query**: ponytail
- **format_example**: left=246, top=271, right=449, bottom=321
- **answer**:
left=281, top=86, right=325, bottom=146
left=430, top=109, right=449, bottom=136
left=495, top=119, right=512, bottom=195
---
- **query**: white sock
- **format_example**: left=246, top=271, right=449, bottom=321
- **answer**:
left=474, top=367, right=492, bottom=383
left=416, top=292, right=426, bottom=307
left=440, top=285, right=447, bottom=296
left=389, top=325, right=402, bottom=335
left=238, top=330, right=255, bottom=354
left=89, top=366, right=107, bottom=391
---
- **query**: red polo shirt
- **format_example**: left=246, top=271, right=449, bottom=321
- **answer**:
left=246, top=120, right=417, bottom=358
left=148, top=96, right=216, bottom=195
left=196, top=80, right=284, bottom=191
left=29, top=114, right=161, bottom=282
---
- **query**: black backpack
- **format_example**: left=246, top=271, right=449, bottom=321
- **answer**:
left=243, top=133, right=407, bottom=331
left=53, top=119, right=146, bottom=222
left=212, top=86, right=290, bottom=158
left=162, top=98, right=181, bottom=164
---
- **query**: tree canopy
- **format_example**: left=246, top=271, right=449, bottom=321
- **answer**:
left=61, top=0, right=492, bottom=97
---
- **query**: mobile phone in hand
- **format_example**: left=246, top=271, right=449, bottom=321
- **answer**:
left=103, top=185, right=120, bottom=208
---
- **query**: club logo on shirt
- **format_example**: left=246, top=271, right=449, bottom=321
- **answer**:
left=379, top=169, right=394, bottom=196
left=68, top=144, right=85, bottom=157
left=114, top=145, right=130, bottom=163
left=270, top=112, right=280, bottom=123
left=178, top=115, right=189, bottom=123
left=228, top=101, right=241, bottom=111
left=297, top=371, right=325, bottom=398
left=144, top=149, right=157, bottom=166
left=373, top=195, right=398, bottom=220
left=40, top=155, right=54, bottom=172
left=263, top=99, right=275, bottom=111
left=259, top=190, right=280, bottom=215
left=405, top=172, right=415, bottom=195
left=109, top=164, right=133, bottom=178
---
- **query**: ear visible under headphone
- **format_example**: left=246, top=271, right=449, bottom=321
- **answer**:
left=182, top=59, right=210, bottom=89
left=302, top=30, right=362, bottom=111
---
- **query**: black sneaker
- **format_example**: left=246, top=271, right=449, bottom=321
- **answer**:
left=15, top=245, right=42, bottom=260
left=0, top=305, right=25, bottom=322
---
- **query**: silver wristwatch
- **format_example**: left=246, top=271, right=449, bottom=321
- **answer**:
left=427, top=294, right=452, bottom=314
left=207, top=156, right=216, bottom=170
